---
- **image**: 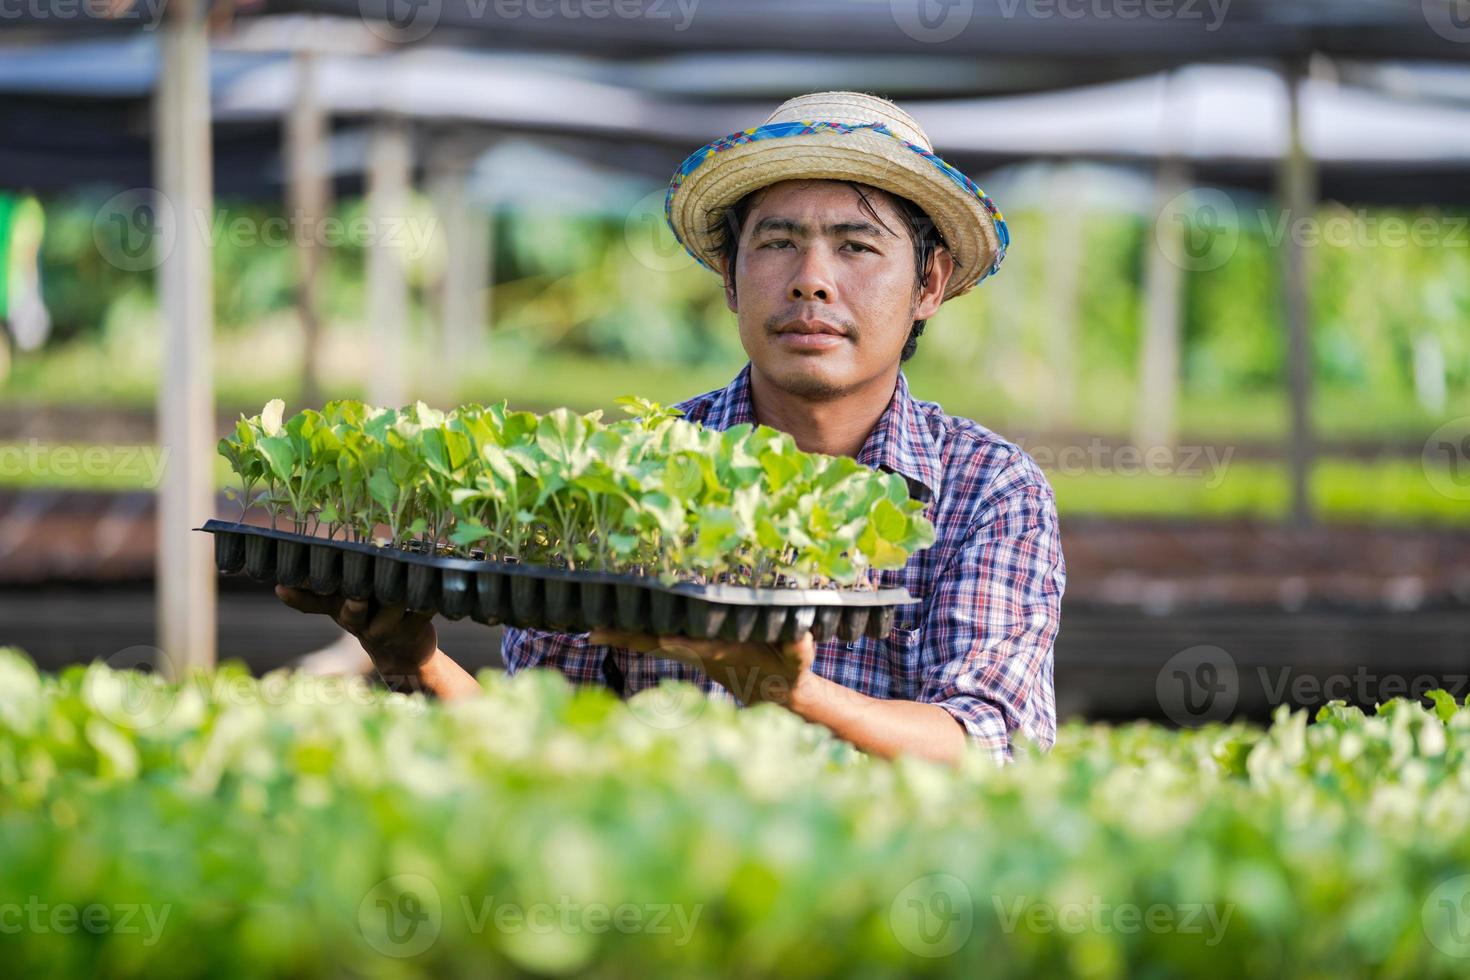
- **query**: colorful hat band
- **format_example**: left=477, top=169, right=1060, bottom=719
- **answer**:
left=664, top=119, right=1010, bottom=281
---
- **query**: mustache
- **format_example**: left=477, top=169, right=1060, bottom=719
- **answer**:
left=764, top=310, right=858, bottom=338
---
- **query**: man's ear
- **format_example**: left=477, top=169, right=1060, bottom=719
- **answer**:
left=912, top=246, right=955, bottom=321
left=720, top=254, right=738, bottom=313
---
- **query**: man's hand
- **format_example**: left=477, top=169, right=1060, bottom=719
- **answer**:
left=274, top=587, right=480, bottom=699
left=587, top=628, right=816, bottom=706
left=589, top=626, right=968, bottom=765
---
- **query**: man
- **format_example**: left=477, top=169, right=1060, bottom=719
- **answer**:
left=278, top=92, right=1065, bottom=765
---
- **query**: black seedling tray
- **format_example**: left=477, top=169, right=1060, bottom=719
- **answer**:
left=199, top=520, right=915, bottom=643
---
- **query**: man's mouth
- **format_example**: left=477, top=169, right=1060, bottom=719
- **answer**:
left=776, top=319, right=848, bottom=338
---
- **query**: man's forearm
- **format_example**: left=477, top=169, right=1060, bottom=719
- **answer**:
left=389, top=649, right=481, bottom=701
left=779, top=671, right=969, bottom=766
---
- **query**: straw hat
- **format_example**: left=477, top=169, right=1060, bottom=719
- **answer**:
left=664, top=91, right=1009, bottom=301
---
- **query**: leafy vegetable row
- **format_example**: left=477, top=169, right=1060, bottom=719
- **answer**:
left=217, top=397, right=936, bottom=588
left=6, top=648, right=1470, bottom=978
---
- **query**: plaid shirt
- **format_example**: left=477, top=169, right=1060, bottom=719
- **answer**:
left=501, top=363, right=1066, bottom=761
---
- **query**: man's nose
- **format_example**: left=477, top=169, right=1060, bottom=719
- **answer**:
left=788, top=246, right=836, bottom=302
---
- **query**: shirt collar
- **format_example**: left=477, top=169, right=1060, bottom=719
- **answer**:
left=710, top=363, right=942, bottom=504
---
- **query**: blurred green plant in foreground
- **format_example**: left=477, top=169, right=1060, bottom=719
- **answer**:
left=3, top=648, right=1470, bottom=978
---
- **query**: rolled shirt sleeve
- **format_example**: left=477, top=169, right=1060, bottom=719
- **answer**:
left=915, top=452, right=1066, bottom=763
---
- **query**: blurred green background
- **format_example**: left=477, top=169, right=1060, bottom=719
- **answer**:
left=5, top=190, right=1466, bottom=524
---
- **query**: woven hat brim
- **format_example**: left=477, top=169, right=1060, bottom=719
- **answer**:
left=667, top=130, right=1004, bottom=301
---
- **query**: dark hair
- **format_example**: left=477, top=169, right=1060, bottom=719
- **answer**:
left=706, top=181, right=945, bottom=362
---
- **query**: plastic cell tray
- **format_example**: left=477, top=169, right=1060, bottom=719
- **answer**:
left=200, top=519, right=915, bottom=643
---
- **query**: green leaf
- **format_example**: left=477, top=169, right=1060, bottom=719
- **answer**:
left=260, top=398, right=285, bottom=436
left=257, top=435, right=297, bottom=485
left=1427, top=689, right=1460, bottom=723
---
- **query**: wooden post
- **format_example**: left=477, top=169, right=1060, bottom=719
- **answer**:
left=286, top=50, right=331, bottom=408
left=1133, top=157, right=1190, bottom=456
left=366, top=116, right=412, bottom=408
left=1279, top=59, right=1317, bottom=525
left=1041, top=165, right=1082, bottom=428
left=154, top=0, right=216, bottom=678
left=430, top=136, right=490, bottom=399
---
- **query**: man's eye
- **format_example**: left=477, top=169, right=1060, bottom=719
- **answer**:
left=842, top=241, right=874, bottom=252
left=760, top=239, right=793, bottom=249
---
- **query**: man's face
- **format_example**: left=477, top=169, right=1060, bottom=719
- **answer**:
left=722, top=179, right=951, bottom=400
